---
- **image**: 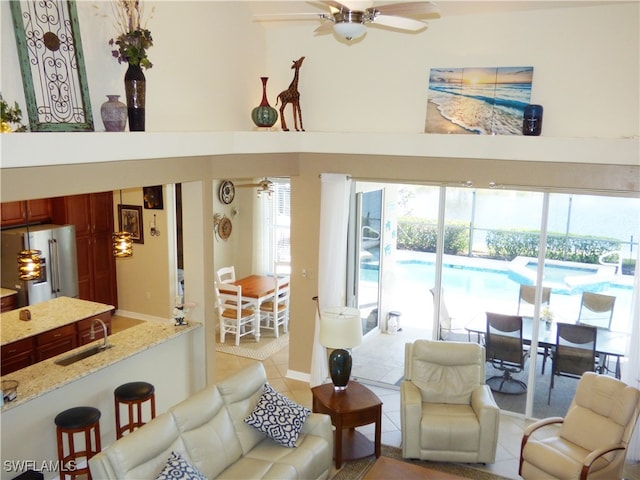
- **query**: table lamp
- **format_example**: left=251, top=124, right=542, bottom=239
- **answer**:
left=320, top=307, right=363, bottom=390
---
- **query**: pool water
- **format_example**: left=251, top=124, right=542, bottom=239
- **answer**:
left=361, top=260, right=520, bottom=303
left=524, top=262, right=597, bottom=284
left=360, top=259, right=629, bottom=302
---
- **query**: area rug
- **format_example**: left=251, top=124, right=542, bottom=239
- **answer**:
left=215, top=333, right=288, bottom=361
left=332, top=445, right=512, bottom=480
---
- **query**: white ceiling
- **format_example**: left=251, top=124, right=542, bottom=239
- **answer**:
left=251, top=1, right=635, bottom=19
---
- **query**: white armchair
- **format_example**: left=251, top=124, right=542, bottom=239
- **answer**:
left=401, top=339, right=500, bottom=463
left=520, top=371, right=640, bottom=480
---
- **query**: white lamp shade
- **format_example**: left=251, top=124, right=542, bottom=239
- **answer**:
left=333, top=22, right=367, bottom=40
left=320, top=307, right=363, bottom=349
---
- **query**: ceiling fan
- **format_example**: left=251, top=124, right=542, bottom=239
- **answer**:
left=255, top=1, right=440, bottom=41
left=236, top=178, right=275, bottom=198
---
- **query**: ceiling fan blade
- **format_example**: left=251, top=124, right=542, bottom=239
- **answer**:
left=372, top=14, right=428, bottom=31
left=254, top=12, right=324, bottom=22
left=314, top=20, right=335, bottom=35
left=373, top=1, right=440, bottom=18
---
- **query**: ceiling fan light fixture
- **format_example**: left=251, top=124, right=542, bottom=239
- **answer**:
left=333, top=21, right=366, bottom=40
left=332, top=11, right=366, bottom=40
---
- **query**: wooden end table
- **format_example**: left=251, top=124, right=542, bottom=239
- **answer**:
left=311, top=381, right=382, bottom=469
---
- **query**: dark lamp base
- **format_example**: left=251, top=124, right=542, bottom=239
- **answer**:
left=329, top=348, right=353, bottom=390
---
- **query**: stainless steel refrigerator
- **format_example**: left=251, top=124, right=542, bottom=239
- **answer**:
left=1, top=224, right=79, bottom=307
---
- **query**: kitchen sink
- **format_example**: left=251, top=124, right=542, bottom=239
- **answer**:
left=54, top=344, right=113, bottom=366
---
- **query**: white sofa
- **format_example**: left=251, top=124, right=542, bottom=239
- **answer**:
left=89, top=363, right=333, bottom=479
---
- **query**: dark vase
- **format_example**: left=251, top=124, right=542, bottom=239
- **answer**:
left=124, top=63, right=146, bottom=131
left=251, top=77, right=278, bottom=128
left=523, top=104, right=543, bottom=136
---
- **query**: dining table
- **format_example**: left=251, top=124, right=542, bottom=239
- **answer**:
left=465, top=315, right=628, bottom=379
left=219, top=274, right=289, bottom=341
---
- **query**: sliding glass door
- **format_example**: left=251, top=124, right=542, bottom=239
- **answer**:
left=349, top=180, right=639, bottom=418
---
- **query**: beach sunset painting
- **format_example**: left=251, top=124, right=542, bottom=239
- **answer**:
left=425, top=66, right=534, bottom=135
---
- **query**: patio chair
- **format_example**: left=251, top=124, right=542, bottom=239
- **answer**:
left=401, top=339, right=500, bottom=463
left=485, top=312, right=529, bottom=394
left=548, top=322, right=598, bottom=404
left=520, top=371, right=640, bottom=480
left=517, top=284, right=551, bottom=315
left=517, top=285, right=552, bottom=374
left=578, top=291, right=615, bottom=330
left=429, top=288, right=468, bottom=341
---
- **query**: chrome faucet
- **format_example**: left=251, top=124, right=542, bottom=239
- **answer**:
left=90, top=318, right=111, bottom=350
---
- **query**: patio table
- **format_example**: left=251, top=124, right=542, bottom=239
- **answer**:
left=465, top=315, right=627, bottom=379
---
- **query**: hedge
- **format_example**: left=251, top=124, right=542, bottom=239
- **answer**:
left=397, top=218, right=468, bottom=255
left=485, top=230, right=620, bottom=263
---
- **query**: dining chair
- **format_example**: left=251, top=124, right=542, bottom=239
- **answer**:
left=259, top=275, right=290, bottom=338
left=215, top=281, right=257, bottom=346
left=578, top=291, right=615, bottom=330
left=429, top=288, right=468, bottom=341
left=517, top=285, right=552, bottom=374
left=216, top=266, right=236, bottom=284
left=548, top=322, right=598, bottom=404
left=485, top=312, right=529, bottom=394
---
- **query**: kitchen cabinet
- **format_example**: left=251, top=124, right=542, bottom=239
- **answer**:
left=77, top=312, right=112, bottom=346
left=1, top=293, right=17, bottom=312
left=0, top=199, right=52, bottom=227
left=35, top=324, right=77, bottom=362
left=51, top=192, right=118, bottom=308
left=1, top=337, right=36, bottom=375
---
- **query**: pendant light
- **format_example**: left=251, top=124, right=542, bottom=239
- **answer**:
left=113, top=190, right=133, bottom=257
left=17, top=208, right=42, bottom=280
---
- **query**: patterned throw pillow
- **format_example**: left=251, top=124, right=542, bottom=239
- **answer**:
left=244, top=383, right=311, bottom=448
left=155, top=451, right=207, bottom=480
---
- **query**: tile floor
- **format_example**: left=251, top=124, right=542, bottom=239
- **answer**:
left=216, top=342, right=635, bottom=480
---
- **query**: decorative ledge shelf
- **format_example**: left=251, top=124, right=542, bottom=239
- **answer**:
left=1, top=131, right=638, bottom=169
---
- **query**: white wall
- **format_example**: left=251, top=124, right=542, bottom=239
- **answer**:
left=2, top=2, right=638, bottom=138
left=262, top=2, right=638, bottom=138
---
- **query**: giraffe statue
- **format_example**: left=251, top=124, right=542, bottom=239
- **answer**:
left=276, top=57, right=305, bottom=131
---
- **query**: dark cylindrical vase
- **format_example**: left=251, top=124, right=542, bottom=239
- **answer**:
left=125, top=63, right=146, bottom=131
left=523, top=104, right=543, bottom=136
left=251, top=77, right=278, bottom=128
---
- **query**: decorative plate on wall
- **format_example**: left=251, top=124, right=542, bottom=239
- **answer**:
left=218, top=216, right=232, bottom=240
left=219, top=180, right=235, bottom=204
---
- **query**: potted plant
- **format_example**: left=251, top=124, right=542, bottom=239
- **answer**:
left=108, top=0, right=154, bottom=131
left=541, top=306, right=554, bottom=330
left=1, top=94, right=27, bottom=133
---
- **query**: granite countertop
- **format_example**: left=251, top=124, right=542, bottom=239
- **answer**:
left=1, top=320, right=201, bottom=411
left=0, top=288, right=18, bottom=299
left=1, top=297, right=114, bottom=345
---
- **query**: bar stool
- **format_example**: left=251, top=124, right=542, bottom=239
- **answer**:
left=54, top=406, right=101, bottom=480
left=114, top=381, right=156, bottom=439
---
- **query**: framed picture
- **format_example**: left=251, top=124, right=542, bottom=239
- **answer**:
left=143, top=186, right=164, bottom=210
left=118, top=205, right=144, bottom=244
left=425, top=66, right=533, bottom=135
left=10, top=0, right=94, bottom=131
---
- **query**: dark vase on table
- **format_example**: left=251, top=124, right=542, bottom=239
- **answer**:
left=124, top=63, right=146, bottom=131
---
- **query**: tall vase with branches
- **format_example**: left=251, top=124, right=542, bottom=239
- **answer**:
left=109, top=0, right=153, bottom=131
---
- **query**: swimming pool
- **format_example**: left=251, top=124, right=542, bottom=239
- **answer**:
left=507, top=256, right=614, bottom=294
left=360, top=258, right=628, bottom=302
